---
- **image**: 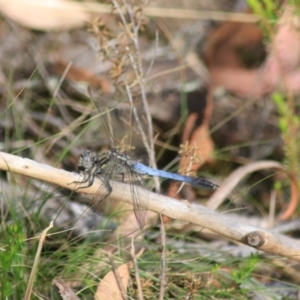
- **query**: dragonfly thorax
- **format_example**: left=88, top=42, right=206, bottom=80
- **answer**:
left=108, top=148, right=130, bottom=163
left=90, top=148, right=132, bottom=176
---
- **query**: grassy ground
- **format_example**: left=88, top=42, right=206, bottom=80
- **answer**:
left=1, top=0, right=300, bottom=299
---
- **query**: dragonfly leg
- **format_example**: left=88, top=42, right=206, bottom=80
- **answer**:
left=69, top=172, right=88, bottom=184
left=69, top=171, right=96, bottom=192
left=70, top=162, right=103, bottom=191
left=99, top=176, right=112, bottom=194
left=77, top=173, right=96, bottom=189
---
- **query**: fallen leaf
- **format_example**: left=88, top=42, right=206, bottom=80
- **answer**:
left=179, top=88, right=215, bottom=174
left=0, top=0, right=89, bottom=31
left=167, top=89, right=214, bottom=203
left=205, top=5, right=300, bottom=96
left=95, top=260, right=133, bottom=300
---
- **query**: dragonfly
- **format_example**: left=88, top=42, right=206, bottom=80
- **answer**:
left=74, top=88, right=217, bottom=229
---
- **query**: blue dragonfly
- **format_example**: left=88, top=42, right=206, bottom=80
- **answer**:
left=74, top=88, right=217, bottom=229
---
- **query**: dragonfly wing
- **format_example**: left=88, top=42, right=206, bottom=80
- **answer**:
left=88, top=86, right=150, bottom=165
left=115, top=95, right=150, bottom=165
left=126, top=168, right=149, bottom=229
left=90, top=175, right=112, bottom=211
left=85, top=87, right=151, bottom=228
left=90, top=159, right=120, bottom=213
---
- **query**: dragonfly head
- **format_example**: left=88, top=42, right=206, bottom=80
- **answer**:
left=78, top=150, right=95, bottom=171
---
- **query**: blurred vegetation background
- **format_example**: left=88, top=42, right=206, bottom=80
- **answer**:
left=1, top=0, right=300, bottom=299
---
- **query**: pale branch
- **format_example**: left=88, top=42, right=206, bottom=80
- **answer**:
left=1, top=151, right=300, bottom=261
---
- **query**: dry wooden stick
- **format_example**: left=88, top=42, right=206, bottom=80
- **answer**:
left=1, top=151, right=300, bottom=262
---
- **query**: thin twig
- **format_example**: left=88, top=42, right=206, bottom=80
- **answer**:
left=159, top=215, right=166, bottom=300
left=24, top=221, right=54, bottom=300
left=131, top=239, right=144, bottom=300
left=112, top=0, right=160, bottom=192
left=79, top=2, right=260, bottom=23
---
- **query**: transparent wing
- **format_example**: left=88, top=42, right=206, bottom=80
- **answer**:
left=126, top=167, right=148, bottom=229
left=85, top=158, right=114, bottom=213
left=88, top=87, right=150, bottom=165
left=114, top=94, right=150, bottom=165
left=87, top=87, right=117, bottom=149
left=86, top=87, right=150, bottom=228
left=88, top=164, right=148, bottom=229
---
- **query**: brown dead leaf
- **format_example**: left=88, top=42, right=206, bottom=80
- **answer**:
left=180, top=113, right=214, bottom=172
left=260, top=4, right=300, bottom=93
left=204, top=21, right=263, bottom=69
left=95, top=260, right=133, bottom=300
left=179, top=88, right=215, bottom=174
left=167, top=89, right=214, bottom=204
left=204, top=18, right=266, bottom=97
left=0, top=0, right=89, bottom=31
left=205, top=5, right=300, bottom=96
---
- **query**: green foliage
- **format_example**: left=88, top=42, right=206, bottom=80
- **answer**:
left=247, top=0, right=280, bottom=40
left=231, top=254, right=259, bottom=285
left=289, top=0, right=300, bottom=10
left=247, top=0, right=279, bottom=19
left=272, top=92, right=300, bottom=175
left=0, top=223, right=26, bottom=299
